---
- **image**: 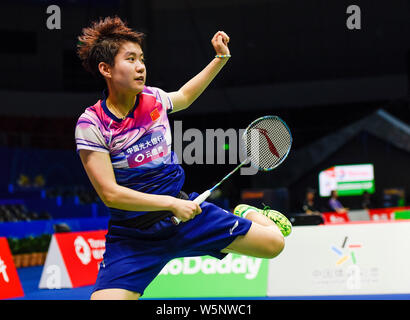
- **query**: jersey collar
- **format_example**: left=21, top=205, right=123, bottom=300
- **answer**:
left=101, top=88, right=140, bottom=122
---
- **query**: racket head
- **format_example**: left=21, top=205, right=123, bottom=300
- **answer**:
left=242, top=115, right=292, bottom=172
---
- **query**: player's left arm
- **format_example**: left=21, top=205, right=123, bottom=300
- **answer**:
left=168, top=31, right=230, bottom=113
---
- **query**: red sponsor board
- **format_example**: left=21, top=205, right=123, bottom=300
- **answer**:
left=39, top=230, right=107, bottom=289
left=368, top=207, right=400, bottom=221
left=0, top=237, right=24, bottom=299
left=322, top=212, right=350, bottom=224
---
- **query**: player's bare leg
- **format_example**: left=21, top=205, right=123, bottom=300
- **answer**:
left=91, top=288, right=141, bottom=300
left=221, top=205, right=292, bottom=259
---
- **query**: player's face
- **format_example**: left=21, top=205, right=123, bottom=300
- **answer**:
left=111, top=41, right=146, bottom=94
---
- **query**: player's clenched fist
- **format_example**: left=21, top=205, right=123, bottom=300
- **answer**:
left=170, top=198, right=202, bottom=222
left=211, top=31, right=230, bottom=56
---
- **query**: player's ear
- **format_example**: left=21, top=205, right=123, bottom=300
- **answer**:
left=98, top=62, right=112, bottom=79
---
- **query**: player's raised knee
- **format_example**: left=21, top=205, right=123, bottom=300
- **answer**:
left=265, top=230, right=285, bottom=259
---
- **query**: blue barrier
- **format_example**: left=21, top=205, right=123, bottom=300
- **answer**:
left=0, top=146, right=90, bottom=189
left=1, top=190, right=109, bottom=219
left=0, top=199, right=25, bottom=205
left=0, top=217, right=109, bottom=238
left=22, top=197, right=108, bottom=219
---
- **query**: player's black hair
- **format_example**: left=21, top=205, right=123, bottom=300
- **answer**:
left=77, top=16, right=145, bottom=78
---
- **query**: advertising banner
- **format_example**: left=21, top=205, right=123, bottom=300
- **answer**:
left=144, top=254, right=269, bottom=298
left=267, top=222, right=410, bottom=296
left=319, top=164, right=375, bottom=197
left=368, top=207, right=410, bottom=221
left=0, top=237, right=24, bottom=299
left=323, top=207, right=410, bottom=224
left=322, top=212, right=350, bottom=224
left=39, top=230, right=106, bottom=289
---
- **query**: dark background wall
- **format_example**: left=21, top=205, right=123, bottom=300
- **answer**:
left=0, top=0, right=408, bottom=93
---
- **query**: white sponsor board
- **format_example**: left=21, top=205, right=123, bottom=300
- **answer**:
left=39, top=235, right=72, bottom=289
left=267, top=222, right=410, bottom=296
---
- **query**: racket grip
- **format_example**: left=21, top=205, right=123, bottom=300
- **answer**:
left=171, top=190, right=211, bottom=225
left=193, top=190, right=211, bottom=205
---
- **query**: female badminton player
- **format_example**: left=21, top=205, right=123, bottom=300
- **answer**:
left=75, top=16, right=292, bottom=300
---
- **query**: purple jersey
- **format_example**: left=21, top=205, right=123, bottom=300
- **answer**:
left=329, top=198, right=344, bottom=211
left=75, top=86, right=185, bottom=220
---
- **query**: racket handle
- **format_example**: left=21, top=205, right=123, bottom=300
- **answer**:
left=193, top=190, right=211, bottom=205
left=171, top=190, right=211, bottom=225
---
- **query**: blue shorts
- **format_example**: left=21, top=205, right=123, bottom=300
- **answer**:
left=93, top=192, right=252, bottom=296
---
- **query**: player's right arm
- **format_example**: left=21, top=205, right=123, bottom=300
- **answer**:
left=79, top=149, right=201, bottom=221
left=167, top=31, right=230, bottom=113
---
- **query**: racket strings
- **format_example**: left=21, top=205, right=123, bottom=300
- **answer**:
left=244, top=117, right=292, bottom=170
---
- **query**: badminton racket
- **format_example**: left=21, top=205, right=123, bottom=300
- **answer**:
left=171, top=115, right=292, bottom=225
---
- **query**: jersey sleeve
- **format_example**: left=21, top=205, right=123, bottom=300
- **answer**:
left=151, top=87, right=174, bottom=114
left=75, top=113, right=109, bottom=154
